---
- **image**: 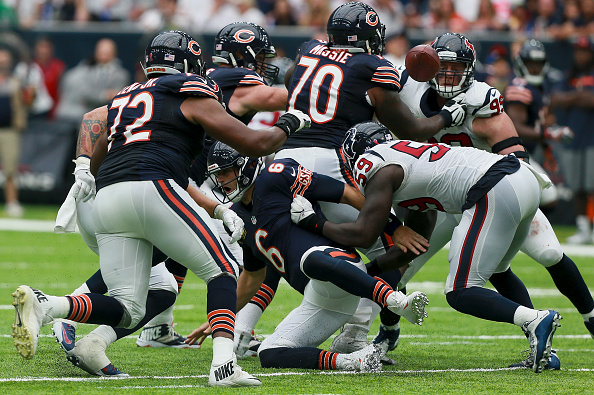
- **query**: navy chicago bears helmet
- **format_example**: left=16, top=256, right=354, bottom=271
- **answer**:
left=513, top=39, right=549, bottom=86
left=429, top=32, right=476, bottom=98
left=326, top=1, right=386, bottom=55
left=342, top=121, right=394, bottom=171
left=213, top=22, right=279, bottom=84
left=207, top=141, right=264, bottom=204
left=143, top=30, right=205, bottom=78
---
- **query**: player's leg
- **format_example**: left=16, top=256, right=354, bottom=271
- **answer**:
left=444, top=168, right=561, bottom=372
left=144, top=179, right=259, bottom=387
left=258, top=279, right=384, bottom=372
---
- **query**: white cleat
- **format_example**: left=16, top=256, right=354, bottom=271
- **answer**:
left=386, top=291, right=429, bottom=325
left=208, top=355, right=262, bottom=387
left=329, top=324, right=369, bottom=353
left=340, top=343, right=384, bottom=373
left=11, top=285, right=52, bottom=360
left=136, top=323, right=201, bottom=349
left=68, top=334, right=129, bottom=377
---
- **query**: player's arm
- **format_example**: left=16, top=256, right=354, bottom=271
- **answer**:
left=236, top=266, right=267, bottom=312
left=229, top=85, right=288, bottom=114
left=472, top=113, right=527, bottom=158
left=75, top=105, right=109, bottom=159
left=181, top=96, right=308, bottom=157
left=369, top=87, right=449, bottom=141
left=90, top=131, right=108, bottom=176
left=505, top=102, right=542, bottom=142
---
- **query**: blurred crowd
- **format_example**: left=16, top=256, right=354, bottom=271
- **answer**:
left=0, top=0, right=591, bottom=39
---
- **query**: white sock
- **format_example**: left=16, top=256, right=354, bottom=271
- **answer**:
left=90, top=325, right=118, bottom=345
left=513, top=306, right=539, bottom=327
left=144, top=305, right=174, bottom=327
left=235, top=303, right=263, bottom=334
left=582, top=308, right=594, bottom=322
left=46, top=295, right=71, bottom=319
left=212, top=336, right=234, bottom=366
left=335, top=353, right=354, bottom=370
left=70, top=283, right=90, bottom=296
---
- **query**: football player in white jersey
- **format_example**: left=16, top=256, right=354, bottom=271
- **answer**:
left=334, top=33, right=594, bottom=369
left=291, top=122, right=562, bottom=373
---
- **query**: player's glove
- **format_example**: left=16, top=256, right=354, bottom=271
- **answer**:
left=274, top=109, right=311, bottom=137
left=290, top=195, right=326, bottom=235
left=213, top=204, right=244, bottom=244
left=72, top=156, right=96, bottom=202
left=439, top=92, right=467, bottom=128
left=543, top=125, right=574, bottom=144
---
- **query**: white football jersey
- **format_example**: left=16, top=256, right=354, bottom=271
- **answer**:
left=354, top=141, right=502, bottom=213
left=397, top=66, right=504, bottom=152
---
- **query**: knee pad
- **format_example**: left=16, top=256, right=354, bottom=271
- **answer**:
left=536, top=247, right=563, bottom=268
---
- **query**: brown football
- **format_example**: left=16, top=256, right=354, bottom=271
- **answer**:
left=405, top=44, right=440, bottom=82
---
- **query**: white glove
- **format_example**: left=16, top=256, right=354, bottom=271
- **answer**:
left=290, top=194, right=315, bottom=225
left=213, top=204, right=244, bottom=244
left=72, top=157, right=96, bottom=203
left=234, top=330, right=252, bottom=359
left=274, top=109, right=312, bottom=136
left=439, top=92, right=467, bottom=127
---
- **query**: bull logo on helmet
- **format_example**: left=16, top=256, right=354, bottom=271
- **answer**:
left=188, top=40, right=201, bottom=55
left=233, top=29, right=256, bottom=44
left=365, top=11, right=378, bottom=26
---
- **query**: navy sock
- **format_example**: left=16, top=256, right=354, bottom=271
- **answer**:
left=152, top=247, right=168, bottom=266
left=489, top=268, right=534, bottom=308
left=85, top=270, right=108, bottom=294
left=165, top=258, right=188, bottom=293
left=302, top=251, right=393, bottom=306
left=446, top=287, right=519, bottom=324
left=65, top=293, right=124, bottom=327
left=547, top=254, right=594, bottom=314
left=260, top=347, right=338, bottom=369
left=113, top=290, right=176, bottom=340
left=206, top=275, right=237, bottom=337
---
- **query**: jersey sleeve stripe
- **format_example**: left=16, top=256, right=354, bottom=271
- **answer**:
left=180, top=87, right=219, bottom=98
left=371, top=77, right=401, bottom=89
left=239, top=79, right=266, bottom=85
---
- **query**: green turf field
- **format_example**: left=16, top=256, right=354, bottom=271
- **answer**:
left=1, top=205, right=593, bottom=394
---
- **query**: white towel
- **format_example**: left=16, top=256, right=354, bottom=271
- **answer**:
left=520, top=160, right=553, bottom=191
left=54, top=184, right=78, bottom=233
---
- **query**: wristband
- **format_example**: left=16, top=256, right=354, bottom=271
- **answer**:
left=299, top=214, right=327, bottom=235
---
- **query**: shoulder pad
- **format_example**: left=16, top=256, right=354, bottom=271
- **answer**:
left=466, top=81, right=503, bottom=118
left=161, top=73, right=222, bottom=101
left=208, top=67, right=266, bottom=89
left=352, top=55, right=401, bottom=91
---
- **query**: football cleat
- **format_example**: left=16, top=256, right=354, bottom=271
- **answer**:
left=584, top=317, right=594, bottom=340
left=340, top=343, right=384, bottom=373
left=67, top=334, right=128, bottom=377
left=329, top=325, right=369, bottom=353
left=208, top=355, right=262, bottom=387
left=11, top=285, right=52, bottom=360
left=52, top=321, right=76, bottom=355
left=386, top=291, right=429, bottom=326
left=234, top=330, right=262, bottom=359
left=522, top=309, right=562, bottom=373
left=509, top=349, right=560, bottom=370
left=136, top=323, right=201, bottom=349
left=373, top=324, right=400, bottom=352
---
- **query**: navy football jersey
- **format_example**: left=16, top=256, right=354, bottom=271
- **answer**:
left=190, top=67, right=267, bottom=186
left=96, top=73, right=223, bottom=191
left=283, top=39, right=401, bottom=149
left=232, top=158, right=355, bottom=294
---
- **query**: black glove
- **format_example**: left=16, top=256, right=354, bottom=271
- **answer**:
left=274, top=109, right=311, bottom=137
left=438, top=92, right=467, bottom=128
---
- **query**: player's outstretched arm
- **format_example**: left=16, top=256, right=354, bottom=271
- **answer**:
left=231, top=85, right=288, bottom=114
left=181, top=96, right=309, bottom=157
left=473, top=113, right=527, bottom=157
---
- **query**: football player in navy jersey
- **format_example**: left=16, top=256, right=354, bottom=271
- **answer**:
left=275, top=1, right=467, bottom=354
left=291, top=121, right=562, bottom=373
left=185, top=141, right=430, bottom=372
left=11, top=30, right=310, bottom=387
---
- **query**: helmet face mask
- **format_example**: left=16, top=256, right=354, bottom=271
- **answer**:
left=327, top=1, right=386, bottom=55
left=143, top=30, right=205, bottom=78
left=429, top=33, right=476, bottom=98
left=207, top=142, right=264, bottom=204
left=213, top=22, right=280, bottom=84
left=513, top=39, right=549, bottom=86
left=342, top=121, right=394, bottom=171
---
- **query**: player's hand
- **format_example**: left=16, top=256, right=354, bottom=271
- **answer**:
left=392, top=225, right=429, bottom=255
left=543, top=125, right=574, bottom=144
left=234, top=330, right=252, bottom=359
left=213, top=204, right=244, bottom=243
left=274, top=109, right=311, bottom=137
left=186, top=321, right=211, bottom=346
left=290, top=194, right=315, bottom=224
left=439, top=92, right=467, bottom=127
left=72, top=156, right=96, bottom=202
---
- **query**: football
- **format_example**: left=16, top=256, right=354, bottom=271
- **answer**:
left=405, top=44, right=441, bottom=82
